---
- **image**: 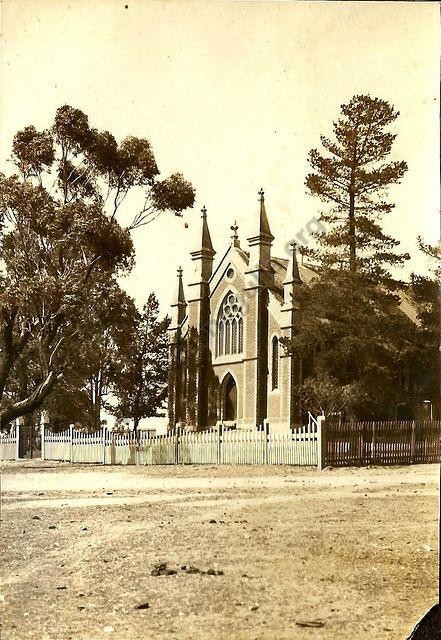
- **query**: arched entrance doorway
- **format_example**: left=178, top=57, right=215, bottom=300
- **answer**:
left=222, top=373, right=237, bottom=422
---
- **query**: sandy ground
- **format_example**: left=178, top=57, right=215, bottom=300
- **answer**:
left=0, top=461, right=439, bottom=640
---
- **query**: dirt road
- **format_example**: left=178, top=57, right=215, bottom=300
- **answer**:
left=1, top=461, right=439, bottom=640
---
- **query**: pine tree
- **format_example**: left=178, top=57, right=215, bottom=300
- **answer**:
left=306, top=94, right=409, bottom=283
left=289, top=95, right=420, bottom=419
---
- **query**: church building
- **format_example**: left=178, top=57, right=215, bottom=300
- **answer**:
left=168, top=190, right=318, bottom=433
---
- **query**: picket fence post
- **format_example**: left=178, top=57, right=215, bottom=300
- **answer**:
left=40, top=411, right=49, bottom=461
left=174, top=427, right=180, bottom=465
left=217, top=422, right=223, bottom=464
left=40, top=420, right=44, bottom=461
left=102, top=427, right=107, bottom=465
left=15, top=418, right=20, bottom=460
left=317, top=415, right=326, bottom=470
left=69, top=424, right=74, bottom=462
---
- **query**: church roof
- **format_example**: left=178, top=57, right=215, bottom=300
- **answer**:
left=218, top=246, right=319, bottom=297
left=221, top=246, right=319, bottom=293
left=271, top=256, right=318, bottom=292
left=398, top=291, right=419, bottom=324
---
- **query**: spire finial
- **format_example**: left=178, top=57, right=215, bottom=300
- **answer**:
left=177, top=266, right=183, bottom=278
left=230, top=220, right=240, bottom=248
left=201, top=206, right=207, bottom=219
left=258, top=188, right=265, bottom=203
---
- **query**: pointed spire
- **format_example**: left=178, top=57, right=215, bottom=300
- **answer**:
left=190, top=206, right=215, bottom=281
left=246, top=189, right=274, bottom=280
left=170, top=266, right=186, bottom=328
left=201, top=206, right=215, bottom=254
left=258, top=188, right=274, bottom=241
left=284, top=242, right=302, bottom=286
left=176, top=266, right=185, bottom=304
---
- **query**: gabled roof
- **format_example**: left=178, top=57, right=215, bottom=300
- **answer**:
left=271, top=256, right=318, bottom=293
left=398, top=291, right=419, bottom=324
left=209, top=245, right=319, bottom=299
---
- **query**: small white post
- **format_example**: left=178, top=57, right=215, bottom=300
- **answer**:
left=217, top=422, right=223, bottom=464
left=174, top=426, right=180, bottom=465
left=40, top=410, right=49, bottom=461
left=317, top=415, right=326, bottom=470
left=102, top=426, right=107, bottom=465
left=69, top=424, right=74, bottom=462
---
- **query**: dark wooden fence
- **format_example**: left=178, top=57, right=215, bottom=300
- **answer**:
left=324, top=420, right=441, bottom=467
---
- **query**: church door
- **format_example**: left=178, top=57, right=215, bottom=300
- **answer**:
left=223, top=374, right=237, bottom=422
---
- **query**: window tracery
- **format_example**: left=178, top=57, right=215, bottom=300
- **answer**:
left=216, top=291, right=244, bottom=357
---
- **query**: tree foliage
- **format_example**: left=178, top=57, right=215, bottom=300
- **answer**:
left=0, top=175, right=132, bottom=427
left=73, top=277, right=140, bottom=431
left=288, top=271, right=419, bottom=419
left=288, top=95, right=430, bottom=419
left=111, top=293, right=170, bottom=433
left=305, top=95, right=409, bottom=283
left=0, top=105, right=195, bottom=427
left=408, top=273, right=440, bottom=413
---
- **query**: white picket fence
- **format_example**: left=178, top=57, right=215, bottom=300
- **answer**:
left=0, top=423, right=19, bottom=461
left=39, top=421, right=320, bottom=467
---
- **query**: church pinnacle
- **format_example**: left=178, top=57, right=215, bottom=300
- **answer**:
left=246, top=188, right=274, bottom=276
left=200, top=206, right=215, bottom=255
left=258, top=188, right=274, bottom=241
left=285, top=241, right=302, bottom=285
left=176, top=266, right=185, bottom=304
left=170, top=266, right=187, bottom=329
left=190, top=206, right=216, bottom=282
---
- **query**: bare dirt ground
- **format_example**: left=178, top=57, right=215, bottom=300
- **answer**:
left=0, top=461, right=439, bottom=640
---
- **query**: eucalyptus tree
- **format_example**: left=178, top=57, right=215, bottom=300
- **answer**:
left=0, top=106, right=195, bottom=427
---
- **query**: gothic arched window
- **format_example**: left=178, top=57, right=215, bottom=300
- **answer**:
left=271, top=336, right=279, bottom=390
left=216, top=291, right=244, bottom=357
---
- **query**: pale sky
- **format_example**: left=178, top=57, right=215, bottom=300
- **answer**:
left=1, top=0, right=439, bottom=312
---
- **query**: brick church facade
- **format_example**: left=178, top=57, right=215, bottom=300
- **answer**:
left=168, top=190, right=317, bottom=433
